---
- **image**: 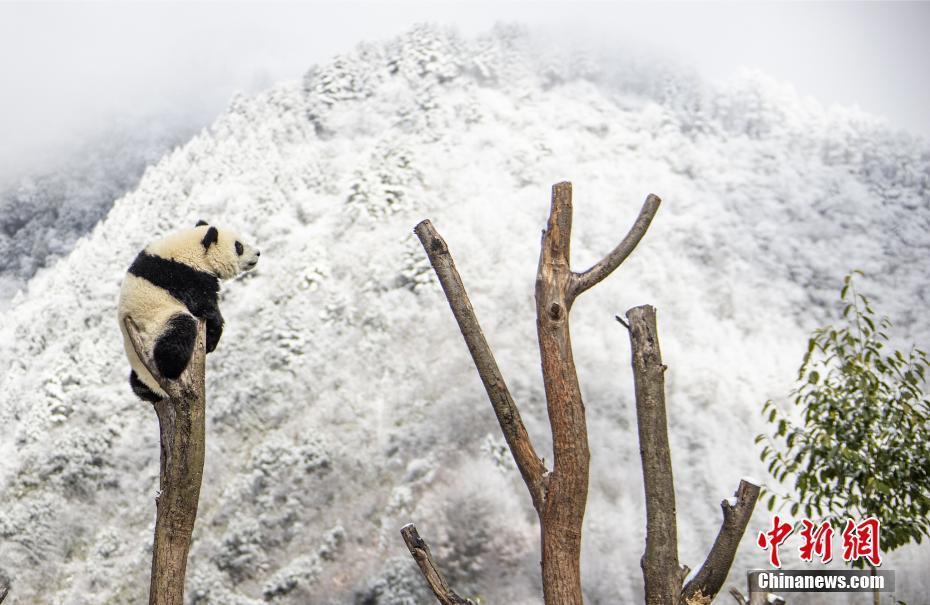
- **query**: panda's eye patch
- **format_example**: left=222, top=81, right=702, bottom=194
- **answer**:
left=235, top=241, right=244, bottom=256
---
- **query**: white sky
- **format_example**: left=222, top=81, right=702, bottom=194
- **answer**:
left=1, top=1, right=928, bottom=183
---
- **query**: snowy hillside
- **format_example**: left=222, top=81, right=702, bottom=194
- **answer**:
left=0, top=120, right=193, bottom=308
left=1, top=24, right=928, bottom=604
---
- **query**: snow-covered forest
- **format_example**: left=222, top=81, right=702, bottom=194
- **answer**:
left=0, top=24, right=928, bottom=604
left=0, top=122, right=193, bottom=307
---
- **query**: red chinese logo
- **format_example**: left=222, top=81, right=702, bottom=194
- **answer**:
left=842, top=518, right=882, bottom=566
left=757, top=515, right=793, bottom=568
left=757, top=516, right=882, bottom=567
left=799, top=519, right=834, bottom=563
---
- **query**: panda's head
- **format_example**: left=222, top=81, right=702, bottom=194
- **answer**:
left=193, top=220, right=260, bottom=279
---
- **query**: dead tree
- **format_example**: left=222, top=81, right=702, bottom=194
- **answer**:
left=406, top=182, right=759, bottom=605
left=408, top=182, right=658, bottom=604
left=124, top=317, right=207, bottom=605
left=625, top=307, right=760, bottom=604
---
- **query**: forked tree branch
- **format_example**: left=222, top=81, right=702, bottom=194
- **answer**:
left=534, top=182, right=592, bottom=605
left=571, top=193, right=661, bottom=299
left=411, top=183, right=661, bottom=605
left=626, top=307, right=760, bottom=605
left=400, top=524, right=475, bottom=605
left=414, top=220, right=549, bottom=511
left=124, top=316, right=207, bottom=605
left=626, top=305, right=681, bottom=605
left=681, top=480, right=760, bottom=605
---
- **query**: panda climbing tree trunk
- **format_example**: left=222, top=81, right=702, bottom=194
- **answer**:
left=124, top=317, right=207, bottom=605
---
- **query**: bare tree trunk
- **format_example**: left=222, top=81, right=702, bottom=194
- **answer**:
left=124, top=318, right=207, bottom=605
left=410, top=182, right=756, bottom=605
left=412, top=221, right=547, bottom=510
left=747, top=571, right=767, bottom=605
left=0, top=580, right=8, bottom=604
left=626, top=306, right=681, bottom=605
left=535, top=183, right=590, bottom=605
left=413, top=182, right=660, bottom=605
left=626, top=307, right=761, bottom=605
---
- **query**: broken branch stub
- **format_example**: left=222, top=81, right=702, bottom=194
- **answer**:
left=681, top=480, right=761, bottom=605
left=412, top=183, right=661, bottom=605
left=400, top=524, right=475, bottom=605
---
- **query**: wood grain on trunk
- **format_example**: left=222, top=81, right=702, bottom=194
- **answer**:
left=626, top=306, right=681, bottom=605
left=412, top=183, right=661, bottom=605
left=124, top=317, right=206, bottom=605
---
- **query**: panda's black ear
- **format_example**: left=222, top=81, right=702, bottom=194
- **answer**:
left=196, top=220, right=209, bottom=227
left=201, top=226, right=219, bottom=250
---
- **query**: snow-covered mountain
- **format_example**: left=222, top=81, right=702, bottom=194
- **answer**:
left=0, top=120, right=194, bottom=308
left=1, top=24, right=928, bottom=604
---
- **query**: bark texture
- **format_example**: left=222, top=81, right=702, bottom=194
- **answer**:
left=626, top=306, right=681, bottom=605
left=400, top=524, right=475, bottom=605
left=124, top=317, right=207, bottom=605
left=680, top=480, right=760, bottom=605
left=411, top=182, right=758, bottom=605
left=625, top=308, right=761, bottom=605
left=413, top=182, right=660, bottom=605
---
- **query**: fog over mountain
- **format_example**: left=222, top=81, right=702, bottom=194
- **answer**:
left=0, top=121, right=195, bottom=308
left=0, top=24, right=927, bottom=604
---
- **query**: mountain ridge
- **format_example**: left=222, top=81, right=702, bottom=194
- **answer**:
left=1, top=24, right=928, bottom=604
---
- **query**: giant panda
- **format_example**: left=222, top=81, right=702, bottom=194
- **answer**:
left=118, top=221, right=260, bottom=402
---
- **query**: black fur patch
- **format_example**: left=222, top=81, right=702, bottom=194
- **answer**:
left=196, top=220, right=208, bottom=227
left=130, top=370, right=163, bottom=402
left=154, top=314, right=198, bottom=379
left=201, top=226, right=218, bottom=249
left=128, top=251, right=219, bottom=317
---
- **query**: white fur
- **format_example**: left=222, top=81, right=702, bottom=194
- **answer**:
left=117, top=225, right=259, bottom=398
